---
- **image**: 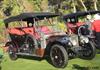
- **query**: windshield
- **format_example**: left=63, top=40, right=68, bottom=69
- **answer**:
left=35, top=18, right=67, bottom=32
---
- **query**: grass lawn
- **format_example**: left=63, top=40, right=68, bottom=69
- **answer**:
left=0, top=54, right=100, bottom=70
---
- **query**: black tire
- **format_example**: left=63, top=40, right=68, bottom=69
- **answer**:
left=49, top=44, right=68, bottom=68
left=79, top=41, right=96, bottom=60
left=8, top=43, right=18, bottom=60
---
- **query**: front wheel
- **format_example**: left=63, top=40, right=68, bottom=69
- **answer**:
left=49, top=44, right=68, bottom=68
left=79, top=41, right=96, bottom=60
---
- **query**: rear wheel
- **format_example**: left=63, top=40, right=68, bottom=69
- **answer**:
left=49, top=44, right=68, bottom=68
left=79, top=41, right=96, bottom=60
left=8, top=43, right=18, bottom=60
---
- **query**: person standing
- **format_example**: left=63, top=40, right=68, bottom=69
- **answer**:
left=92, top=14, right=100, bottom=49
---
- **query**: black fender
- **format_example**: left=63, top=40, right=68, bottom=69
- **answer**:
left=56, top=36, right=70, bottom=46
left=5, top=41, right=13, bottom=47
left=4, top=41, right=18, bottom=52
left=44, top=36, right=70, bottom=57
left=48, top=36, right=70, bottom=48
left=5, top=41, right=18, bottom=48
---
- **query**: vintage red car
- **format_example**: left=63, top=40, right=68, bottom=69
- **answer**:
left=4, top=12, right=69, bottom=68
left=62, top=10, right=100, bottom=60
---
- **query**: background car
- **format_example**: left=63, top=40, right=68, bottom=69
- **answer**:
left=62, top=10, right=100, bottom=60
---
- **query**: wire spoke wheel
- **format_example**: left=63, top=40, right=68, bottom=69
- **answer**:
left=80, top=41, right=96, bottom=60
left=50, top=44, right=68, bottom=68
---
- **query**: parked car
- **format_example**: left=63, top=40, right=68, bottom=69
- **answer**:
left=62, top=10, right=100, bottom=60
left=4, top=12, right=70, bottom=68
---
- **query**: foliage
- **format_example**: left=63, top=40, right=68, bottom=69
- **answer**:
left=29, top=0, right=48, bottom=12
left=1, top=0, right=24, bottom=16
left=0, top=0, right=100, bottom=43
left=0, top=0, right=100, bottom=17
left=48, top=0, right=100, bottom=14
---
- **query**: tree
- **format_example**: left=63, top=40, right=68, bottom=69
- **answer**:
left=79, top=0, right=87, bottom=11
left=1, top=0, right=24, bottom=16
left=97, top=0, right=100, bottom=10
left=72, top=0, right=77, bottom=13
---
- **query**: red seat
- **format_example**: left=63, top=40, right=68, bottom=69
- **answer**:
left=7, top=26, right=52, bottom=39
left=39, top=26, right=52, bottom=34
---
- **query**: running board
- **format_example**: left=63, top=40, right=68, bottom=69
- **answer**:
left=16, top=53, right=42, bottom=57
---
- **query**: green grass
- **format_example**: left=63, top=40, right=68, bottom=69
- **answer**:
left=1, top=54, right=100, bottom=70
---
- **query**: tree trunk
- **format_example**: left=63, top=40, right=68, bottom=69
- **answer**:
left=72, top=0, right=76, bottom=13
left=79, top=0, right=87, bottom=11
left=93, top=0, right=98, bottom=10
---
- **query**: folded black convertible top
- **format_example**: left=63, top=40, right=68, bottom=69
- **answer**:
left=63, top=10, right=100, bottom=19
left=4, top=12, right=59, bottom=24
